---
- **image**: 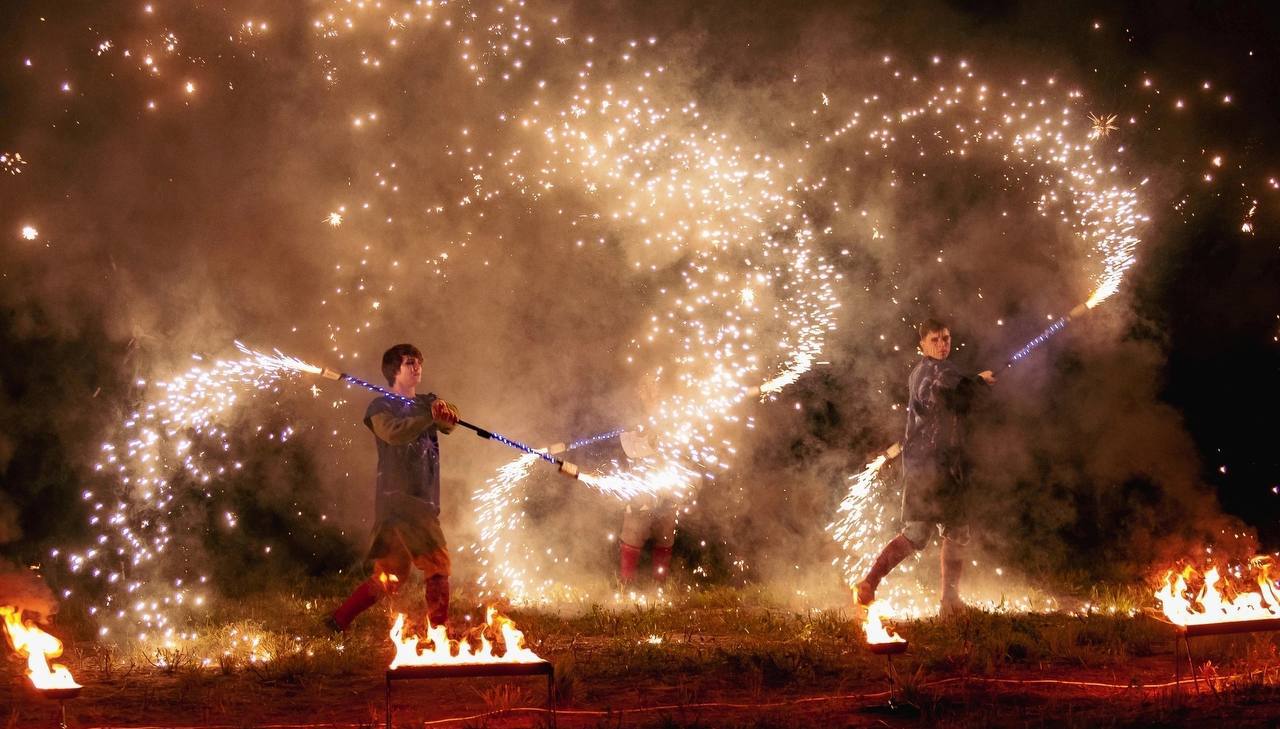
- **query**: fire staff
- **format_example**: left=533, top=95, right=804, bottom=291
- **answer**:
left=856, top=319, right=995, bottom=617
left=326, top=343, right=461, bottom=631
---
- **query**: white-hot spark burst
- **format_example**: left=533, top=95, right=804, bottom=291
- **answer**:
left=57, top=1, right=1153, bottom=632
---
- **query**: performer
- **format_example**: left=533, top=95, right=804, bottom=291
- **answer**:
left=326, top=343, right=460, bottom=631
left=856, top=319, right=994, bottom=616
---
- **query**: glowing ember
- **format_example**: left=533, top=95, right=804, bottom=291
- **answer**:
left=0, top=607, right=82, bottom=690
left=1154, top=559, right=1280, bottom=626
left=389, top=607, right=542, bottom=668
left=863, top=601, right=906, bottom=645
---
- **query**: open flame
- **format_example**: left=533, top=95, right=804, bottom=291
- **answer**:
left=863, top=601, right=906, bottom=645
left=1154, top=558, right=1280, bottom=626
left=389, top=606, right=542, bottom=668
left=1, top=607, right=81, bottom=690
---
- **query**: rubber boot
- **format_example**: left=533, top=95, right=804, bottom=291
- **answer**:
left=651, top=546, right=673, bottom=583
left=619, top=542, right=642, bottom=585
left=424, top=574, right=450, bottom=627
left=939, top=537, right=965, bottom=618
left=855, top=534, right=918, bottom=605
left=330, top=578, right=381, bottom=631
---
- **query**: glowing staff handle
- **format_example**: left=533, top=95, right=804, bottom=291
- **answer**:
left=872, top=300, right=1093, bottom=462
left=319, top=367, right=581, bottom=479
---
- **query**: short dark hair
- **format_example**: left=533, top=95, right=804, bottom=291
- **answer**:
left=917, top=318, right=948, bottom=340
left=382, top=343, right=423, bottom=385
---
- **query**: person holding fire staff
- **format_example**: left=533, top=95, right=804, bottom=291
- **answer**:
left=326, top=343, right=460, bottom=632
left=856, top=319, right=995, bottom=617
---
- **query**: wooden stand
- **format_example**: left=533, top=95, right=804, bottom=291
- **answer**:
left=384, top=661, right=555, bottom=729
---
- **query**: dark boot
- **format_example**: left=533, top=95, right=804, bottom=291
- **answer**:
left=424, top=574, right=450, bottom=627
left=855, top=534, right=918, bottom=605
left=939, top=538, right=964, bottom=617
left=651, top=546, right=673, bottom=583
left=330, top=578, right=381, bottom=631
left=619, top=542, right=642, bottom=585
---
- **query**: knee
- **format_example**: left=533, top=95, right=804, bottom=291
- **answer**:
left=900, top=522, right=931, bottom=550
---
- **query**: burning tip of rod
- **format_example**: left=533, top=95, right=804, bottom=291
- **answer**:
left=545, top=442, right=567, bottom=455
left=320, top=367, right=342, bottom=381
left=558, top=461, right=580, bottom=479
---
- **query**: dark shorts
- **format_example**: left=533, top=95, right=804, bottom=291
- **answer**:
left=367, top=493, right=451, bottom=578
left=901, top=454, right=970, bottom=525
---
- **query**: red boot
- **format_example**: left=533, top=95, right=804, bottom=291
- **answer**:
left=855, top=534, right=918, bottom=605
left=619, top=542, right=642, bottom=585
left=425, top=574, right=450, bottom=627
left=329, top=578, right=381, bottom=631
left=939, top=538, right=965, bottom=617
left=651, top=546, right=673, bottom=583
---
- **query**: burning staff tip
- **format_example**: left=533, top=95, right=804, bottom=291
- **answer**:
left=558, top=460, right=580, bottom=479
left=320, top=367, right=342, bottom=381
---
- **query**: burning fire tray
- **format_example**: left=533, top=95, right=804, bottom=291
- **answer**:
left=385, top=660, right=555, bottom=729
left=1175, top=617, right=1280, bottom=638
left=33, top=686, right=83, bottom=701
left=867, top=640, right=909, bottom=656
left=386, top=659, right=553, bottom=680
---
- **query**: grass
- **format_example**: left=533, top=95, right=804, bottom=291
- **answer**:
left=10, top=581, right=1280, bottom=727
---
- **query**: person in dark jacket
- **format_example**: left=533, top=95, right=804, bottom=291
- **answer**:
left=856, top=319, right=994, bottom=616
left=326, top=343, right=460, bottom=631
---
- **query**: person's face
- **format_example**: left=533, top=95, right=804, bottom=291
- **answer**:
left=394, top=355, right=423, bottom=389
left=920, top=328, right=951, bottom=360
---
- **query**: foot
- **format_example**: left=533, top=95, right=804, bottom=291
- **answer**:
left=855, top=580, right=876, bottom=606
left=320, top=613, right=344, bottom=634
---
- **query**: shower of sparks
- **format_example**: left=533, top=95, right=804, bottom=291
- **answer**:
left=34, top=0, right=1192, bottom=632
left=1088, top=112, right=1119, bottom=139
left=69, top=346, right=309, bottom=641
left=233, top=341, right=324, bottom=376
left=1, top=151, right=27, bottom=175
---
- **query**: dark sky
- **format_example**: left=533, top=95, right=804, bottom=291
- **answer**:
left=1, top=0, right=1278, bottom=612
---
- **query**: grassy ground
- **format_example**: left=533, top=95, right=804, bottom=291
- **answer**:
left=6, top=581, right=1280, bottom=728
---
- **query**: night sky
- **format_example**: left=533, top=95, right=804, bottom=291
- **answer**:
left=1, top=0, right=1278, bottom=626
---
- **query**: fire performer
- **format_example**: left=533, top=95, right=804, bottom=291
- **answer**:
left=326, top=344, right=461, bottom=632
left=856, top=319, right=995, bottom=616
left=617, top=431, right=679, bottom=586
left=617, top=375, right=678, bottom=586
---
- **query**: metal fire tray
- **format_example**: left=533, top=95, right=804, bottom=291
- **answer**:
left=33, top=686, right=83, bottom=701
left=384, top=660, right=555, bottom=729
left=386, top=659, right=553, bottom=680
left=1175, top=617, right=1280, bottom=638
left=867, top=640, right=909, bottom=656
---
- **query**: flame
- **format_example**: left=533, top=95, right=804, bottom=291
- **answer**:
left=389, top=606, right=542, bottom=668
left=1154, top=559, right=1280, bottom=626
left=863, top=601, right=906, bottom=645
left=0, top=607, right=82, bottom=690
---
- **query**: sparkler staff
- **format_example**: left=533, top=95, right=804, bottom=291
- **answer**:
left=325, top=344, right=462, bottom=632
left=237, top=342, right=584, bottom=478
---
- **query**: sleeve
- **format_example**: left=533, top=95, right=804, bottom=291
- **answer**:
left=364, top=396, right=434, bottom=445
left=938, top=362, right=987, bottom=412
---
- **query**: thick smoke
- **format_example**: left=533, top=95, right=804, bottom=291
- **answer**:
left=0, top=0, right=1266, bottom=625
